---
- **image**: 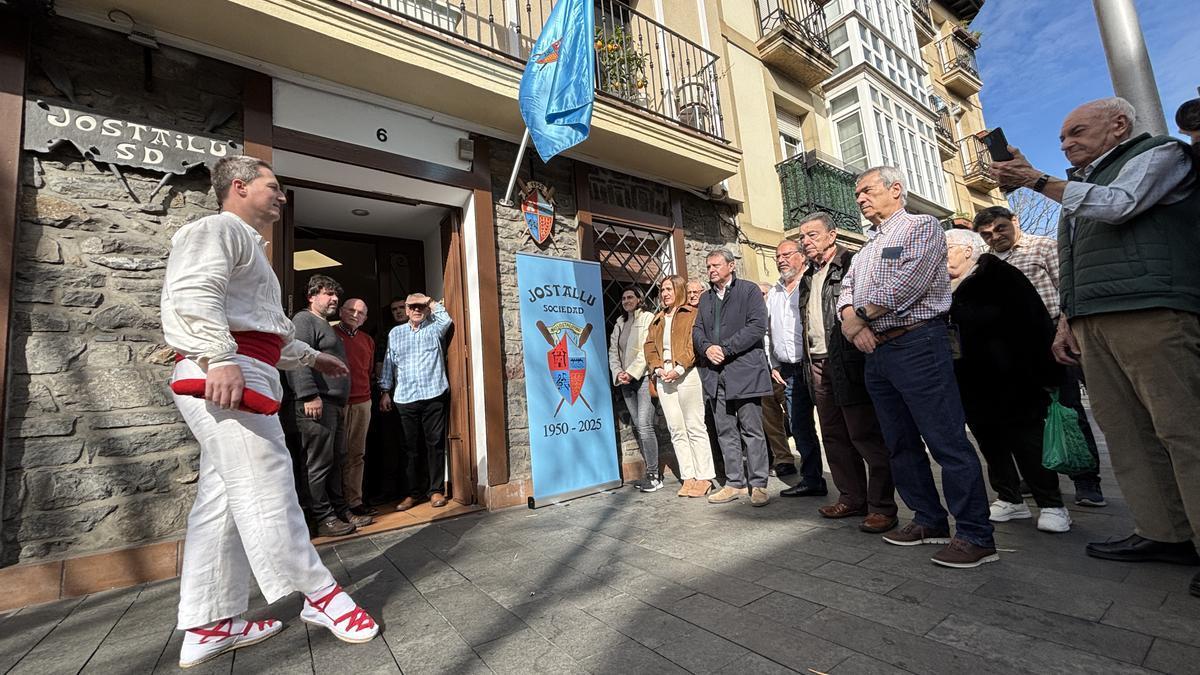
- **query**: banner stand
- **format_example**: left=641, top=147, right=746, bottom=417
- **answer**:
left=527, top=479, right=624, bottom=509
left=516, top=253, right=622, bottom=507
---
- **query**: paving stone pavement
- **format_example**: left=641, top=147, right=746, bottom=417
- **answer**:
left=3, top=433, right=1200, bottom=674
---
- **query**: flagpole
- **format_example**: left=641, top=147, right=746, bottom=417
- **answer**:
left=498, top=128, right=532, bottom=207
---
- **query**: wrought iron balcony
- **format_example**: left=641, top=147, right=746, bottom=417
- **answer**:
left=934, top=107, right=957, bottom=159
left=351, top=0, right=726, bottom=140
left=777, top=150, right=863, bottom=233
left=911, top=0, right=935, bottom=46
left=754, top=0, right=837, bottom=88
left=959, top=135, right=998, bottom=191
left=936, top=33, right=982, bottom=97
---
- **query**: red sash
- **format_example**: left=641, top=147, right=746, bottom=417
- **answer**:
left=171, top=331, right=285, bottom=415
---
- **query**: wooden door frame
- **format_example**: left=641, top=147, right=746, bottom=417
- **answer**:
left=242, top=70, right=508, bottom=494
left=0, top=15, right=30, bottom=564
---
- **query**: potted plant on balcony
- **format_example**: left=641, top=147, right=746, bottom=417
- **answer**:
left=952, top=22, right=981, bottom=48
left=595, top=25, right=650, bottom=107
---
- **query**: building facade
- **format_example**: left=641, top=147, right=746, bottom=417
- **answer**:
left=916, top=0, right=1007, bottom=225
left=720, top=0, right=1003, bottom=283
left=0, top=0, right=741, bottom=605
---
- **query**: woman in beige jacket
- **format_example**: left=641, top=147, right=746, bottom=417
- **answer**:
left=645, top=275, right=715, bottom=497
left=609, top=286, right=661, bottom=491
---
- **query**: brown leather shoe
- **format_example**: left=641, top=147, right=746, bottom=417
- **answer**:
left=395, top=496, right=417, bottom=512
left=818, top=502, right=868, bottom=519
left=859, top=513, right=899, bottom=534
left=690, top=479, right=712, bottom=498
left=931, top=537, right=999, bottom=568
left=431, top=493, right=448, bottom=508
left=678, top=479, right=695, bottom=497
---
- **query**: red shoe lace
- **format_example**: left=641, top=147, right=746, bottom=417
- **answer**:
left=307, top=585, right=376, bottom=632
left=188, top=619, right=233, bottom=644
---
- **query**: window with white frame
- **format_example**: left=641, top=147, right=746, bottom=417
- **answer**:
left=777, top=108, right=805, bottom=160
left=836, top=112, right=869, bottom=172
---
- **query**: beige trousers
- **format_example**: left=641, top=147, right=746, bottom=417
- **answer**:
left=340, top=400, right=372, bottom=508
left=1073, top=309, right=1200, bottom=543
left=658, top=368, right=716, bottom=480
left=761, top=378, right=794, bottom=466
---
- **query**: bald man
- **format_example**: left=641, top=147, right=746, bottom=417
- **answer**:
left=336, top=298, right=376, bottom=517
left=993, top=97, right=1200, bottom=594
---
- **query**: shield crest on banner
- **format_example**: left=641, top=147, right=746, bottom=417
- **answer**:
left=548, top=332, right=586, bottom=403
left=519, top=180, right=556, bottom=244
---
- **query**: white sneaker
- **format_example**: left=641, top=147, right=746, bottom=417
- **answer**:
left=988, top=499, right=1032, bottom=522
left=1037, top=507, right=1072, bottom=533
left=300, top=583, right=380, bottom=643
left=179, top=617, right=283, bottom=668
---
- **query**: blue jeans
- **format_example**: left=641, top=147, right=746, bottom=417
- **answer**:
left=620, top=378, right=659, bottom=474
left=778, top=362, right=823, bottom=486
left=864, top=322, right=994, bottom=548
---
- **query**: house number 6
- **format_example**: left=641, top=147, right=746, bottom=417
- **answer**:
left=376, top=128, right=388, bottom=142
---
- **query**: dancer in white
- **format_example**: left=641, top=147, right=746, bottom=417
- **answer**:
left=162, top=156, right=379, bottom=668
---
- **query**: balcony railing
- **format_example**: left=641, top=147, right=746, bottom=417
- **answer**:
left=935, top=108, right=954, bottom=143
left=910, top=0, right=935, bottom=43
left=959, top=135, right=998, bottom=189
left=352, top=0, right=726, bottom=140
left=756, top=0, right=831, bottom=53
left=937, top=34, right=980, bottom=79
left=777, top=150, right=863, bottom=233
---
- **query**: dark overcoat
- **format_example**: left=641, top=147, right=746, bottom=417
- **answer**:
left=950, top=253, right=1061, bottom=425
left=692, top=276, right=773, bottom=400
left=797, top=246, right=872, bottom=407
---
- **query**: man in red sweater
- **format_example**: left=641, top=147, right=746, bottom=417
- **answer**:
left=336, top=298, right=376, bottom=517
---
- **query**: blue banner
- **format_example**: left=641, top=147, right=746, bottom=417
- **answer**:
left=516, top=253, right=620, bottom=505
left=518, top=0, right=595, bottom=162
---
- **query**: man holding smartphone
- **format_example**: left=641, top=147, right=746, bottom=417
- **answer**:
left=992, top=97, right=1200, bottom=598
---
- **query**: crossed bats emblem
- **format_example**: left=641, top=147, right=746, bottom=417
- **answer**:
left=536, top=319, right=593, bottom=417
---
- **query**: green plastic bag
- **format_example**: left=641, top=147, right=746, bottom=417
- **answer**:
left=1042, top=390, right=1096, bottom=474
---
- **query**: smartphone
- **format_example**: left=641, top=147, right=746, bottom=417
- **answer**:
left=978, top=127, right=1014, bottom=162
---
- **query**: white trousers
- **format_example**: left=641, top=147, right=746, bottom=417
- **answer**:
left=174, top=356, right=333, bottom=629
left=658, top=367, right=716, bottom=480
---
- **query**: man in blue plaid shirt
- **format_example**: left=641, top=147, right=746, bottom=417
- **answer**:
left=379, top=293, right=453, bottom=511
left=836, top=165, right=995, bottom=569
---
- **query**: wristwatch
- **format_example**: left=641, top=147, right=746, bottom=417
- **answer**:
left=1032, top=173, right=1052, bottom=193
left=855, top=306, right=871, bottom=323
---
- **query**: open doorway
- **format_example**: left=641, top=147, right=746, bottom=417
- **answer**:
left=280, top=182, right=481, bottom=540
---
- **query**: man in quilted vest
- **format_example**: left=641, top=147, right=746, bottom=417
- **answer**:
left=992, top=97, right=1200, bottom=598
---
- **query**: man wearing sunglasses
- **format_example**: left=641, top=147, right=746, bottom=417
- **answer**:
left=379, top=293, right=453, bottom=510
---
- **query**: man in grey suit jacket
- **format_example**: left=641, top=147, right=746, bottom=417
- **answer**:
left=693, top=249, right=774, bottom=507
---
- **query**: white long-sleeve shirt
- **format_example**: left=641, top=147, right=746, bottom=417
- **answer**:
left=161, top=211, right=317, bottom=371
left=766, top=280, right=803, bottom=366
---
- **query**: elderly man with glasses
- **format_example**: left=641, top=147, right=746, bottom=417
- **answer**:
left=767, top=239, right=824, bottom=496
left=379, top=293, right=454, bottom=510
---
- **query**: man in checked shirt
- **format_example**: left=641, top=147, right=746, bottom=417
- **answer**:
left=379, top=293, right=453, bottom=511
left=836, top=165, right=996, bottom=569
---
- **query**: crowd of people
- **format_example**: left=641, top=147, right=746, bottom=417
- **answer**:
left=610, top=96, right=1200, bottom=581
left=277, top=275, right=454, bottom=539
left=155, top=92, right=1199, bottom=667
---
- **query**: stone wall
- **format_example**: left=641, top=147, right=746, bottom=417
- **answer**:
left=488, top=141, right=593, bottom=482
left=1, top=19, right=245, bottom=565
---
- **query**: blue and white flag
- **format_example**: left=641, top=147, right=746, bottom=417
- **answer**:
left=518, top=0, right=595, bottom=162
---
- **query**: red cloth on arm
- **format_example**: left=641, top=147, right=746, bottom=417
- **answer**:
left=171, top=331, right=285, bottom=415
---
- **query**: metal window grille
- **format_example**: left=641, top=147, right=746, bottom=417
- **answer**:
left=591, top=219, right=676, bottom=328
